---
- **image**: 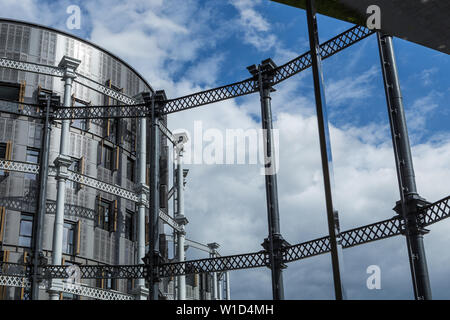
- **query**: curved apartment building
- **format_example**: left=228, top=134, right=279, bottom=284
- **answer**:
left=0, top=18, right=224, bottom=300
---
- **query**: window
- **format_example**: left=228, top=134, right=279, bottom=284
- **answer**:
left=63, top=222, right=76, bottom=255
left=0, top=144, right=5, bottom=159
left=0, top=82, right=20, bottom=101
left=103, top=145, right=113, bottom=170
left=25, top=148, right=39, bottom=180
left=105, top=274, right=116, bottom=290
left=127, top=157, right=135, bottom=182
left=0, top=143, right=6, bottom=176
left=19, top=213, right=33, bottom=247
left=125, top=210, right=133, bottom=241
left=98, top=199, right=111, bottom=231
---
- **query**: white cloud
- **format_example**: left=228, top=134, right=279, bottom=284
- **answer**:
left=2, top=0, right=450, bottom=300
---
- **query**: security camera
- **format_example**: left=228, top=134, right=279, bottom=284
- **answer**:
left=174, top=132, right=189, bottom=145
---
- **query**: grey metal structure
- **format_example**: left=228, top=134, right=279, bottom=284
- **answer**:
left=0, top=1, right=447, bottom=301
left=0, top=18, right=222, bottom=300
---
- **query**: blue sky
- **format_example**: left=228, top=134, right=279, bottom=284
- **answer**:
left=1, top=0, right=449, bottom=300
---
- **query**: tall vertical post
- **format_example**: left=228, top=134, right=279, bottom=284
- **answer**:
left=225, top=272, right=231, bottom=300
left=49, top=56, right=80, bottom=300
left=134, top=92, right=151, bottom=299
left=147, top=90, right=165, bottom=300
left=305, top=0, right=346, bottom=300
left=248, top=58, right=286, bottom=300
left=31, top=93, right=56, bottom=299
left=174, top=133, right=189, bottom=300
left=207, top=243, right=220, bottom=300
left=218, top=275, right=223, bottom=300
left=377, top=32, right=432, bottom=300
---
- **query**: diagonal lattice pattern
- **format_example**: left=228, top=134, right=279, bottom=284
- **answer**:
left=46, top=201, right=96, bottom=220
left=418, top=195, right=450, bottom=227
left=162, top=26, right=373, bottom=116
left=54, top=104, right=148, bottom=120
left=0, top=261, right=30, bottom=277
left=159, top=251, right=268, bottom=278
left=341, top=216, right=403, bottom=248
left=43, top=264, right=147, bottom=279
left=0, top=99, right=43, bottom=119
left=272, top=26, right=373, bottom=85
left=6, top=195, right=450, bottom=280
left=283, top=236, right=330, bottom=263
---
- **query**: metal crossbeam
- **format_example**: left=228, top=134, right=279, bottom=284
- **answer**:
left=47, top=26, right=373, bottom=121
left=74, top=74, right=137, bottom=105
left=159, top=209, right=182, bottom=232
left=0, top=261, right=30, bottom=277
left=49, top=280, right=134, bottom=300
left=159, top=121, right=176, bottom=145
left=0, top=99, right=42, bottom=118
left=166, top=234, right=214, bottom=254
left=418, top=195, right=450, bottom=227
left=272, top=25, right=373, bottom=85
left=0, top=160, right=39, bottom=174
left=0, top=275, right=133, bottom=300
left=54, top=104, right=148, bottom=120
left=159, top=251, right=268, bottom=278
left=0, top=58, right=136, bottom=105
left=162, top=26, right=373, bottom=115
left=0, top=58, right=64, bottom=77
left=64, top=170, right=139, bottom=203
left=2, top=161, right=181, bottom=230
left=43, top=265, right=147, bottom=279
left=8, top=194, right=450, bottom=281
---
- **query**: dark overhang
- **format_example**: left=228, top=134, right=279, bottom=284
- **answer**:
left=271, top=0, right=450, bottom=54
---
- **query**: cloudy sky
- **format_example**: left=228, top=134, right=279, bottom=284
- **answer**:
left=1, top=0, right=449, bottom=299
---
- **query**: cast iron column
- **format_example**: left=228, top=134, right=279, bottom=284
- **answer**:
left=133, top=92, right=151, bottom=299
left=377, top=32, right=432, bottom=300
left=49, top=56, right=80, bottom=300
left=174, top=135, right=188, bottom=300
left=147, top=90, right=166, bottom=300
left=306, top=0, right=346, bottom=300
left=249, top=58, right=286, bottom=300
left=207, top=243, right=220, bottom=300
left=225, top=271, right=231, bottom=300
left=31, top=93, right=56, bottom=299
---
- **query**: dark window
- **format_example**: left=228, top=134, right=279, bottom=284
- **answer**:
left=125, top=210, right=133, bottom=241
left=127, top=279, right=134, bottom=293
left=19, top=213, right=33, bottom=247
left=98, top=199, right=111, bottom=231
left=25, top=148, right=39, bottom=180
left=127, top=157, right=135, bottom=182
left=0, top=143, right=6, bottom=159
left=0, top=82, right=20, bottom=101
left=0, top=143, right=6, bottom=176
left=103, top=145, right=113, bottom=170
left=72, top=99, right=87, bottom=130
left=63, top=222, right=76, bottom=255
left=67, top=158, right=80, bottom=189
left=105, top=275, right=116, bottom=290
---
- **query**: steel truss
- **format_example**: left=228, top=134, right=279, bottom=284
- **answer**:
left=30, top=194, right=450, bottom=281
left=17, top=25, right=373, bottom=121
left=0, top=21, right=444, bottom=300
left=0, top=275, right=133, bottom=300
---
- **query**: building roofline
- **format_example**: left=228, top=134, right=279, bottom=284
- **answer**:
left=0, top=17, right=154, bottom=93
